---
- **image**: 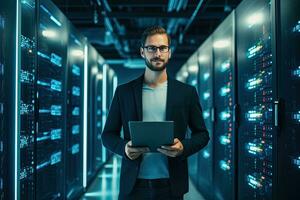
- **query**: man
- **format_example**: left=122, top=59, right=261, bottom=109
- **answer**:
left=101, top=26, right=209, bottom=200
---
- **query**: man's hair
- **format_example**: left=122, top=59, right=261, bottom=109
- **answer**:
left=140, top=26, right=171, bottom=47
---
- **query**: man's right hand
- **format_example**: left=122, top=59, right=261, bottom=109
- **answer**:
left=125, top=141, right=150, bottom=160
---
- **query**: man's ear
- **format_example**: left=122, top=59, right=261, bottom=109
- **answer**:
left=140, top=47, right=145, bottom=58
left=168, top=49, right=172, bottom=59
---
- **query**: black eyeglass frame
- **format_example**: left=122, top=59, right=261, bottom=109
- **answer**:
left=142, top=45, right=170, bottom=53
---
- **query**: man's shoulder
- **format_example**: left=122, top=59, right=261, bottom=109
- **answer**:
left=171, top=78, right=195, bottom=92
left=116, top=75, right=142, bottom=92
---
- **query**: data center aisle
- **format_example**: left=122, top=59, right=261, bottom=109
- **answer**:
left=80, top=156, right=206, bottom=200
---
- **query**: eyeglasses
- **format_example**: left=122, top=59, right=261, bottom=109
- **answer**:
left=143, top=45, right=170, bottom=53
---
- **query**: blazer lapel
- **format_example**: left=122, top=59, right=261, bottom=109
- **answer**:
left=132, top=74, right=144, bottom=121
left=166, top=76, right=175, bottom=121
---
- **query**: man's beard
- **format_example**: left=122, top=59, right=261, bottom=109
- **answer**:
left=145, top=57, right=168, bottom=72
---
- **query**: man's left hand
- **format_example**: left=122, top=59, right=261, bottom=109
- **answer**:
left=157, top=138, right=184, bottom=157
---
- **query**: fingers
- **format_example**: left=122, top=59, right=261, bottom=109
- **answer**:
left=158, top=138, right=183, bottom=157
left=157, top=148, right=177, bottom=157
left=125, top=141, right=150, bottom=160
left=160, top=145, right=178, bottom=151
left=173, top=138, right=180, bottom=144
left=127, top=146, right=150, bottom=153
left=127, top=152, right=143, bottom=160
left=126, top=141, right=150, bottom=153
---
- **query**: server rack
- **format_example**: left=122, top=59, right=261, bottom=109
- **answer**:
left=0, top=9, right=5, bottom=199
left=87, top=44, right=101, bottom=183
left=94, top=65, right=104, bottom=170
left=236, top=0, right=273, bottom=199
left=185, top=54, right=200, bottom=186
left=276, top=0, right=300, bottom=199
left=20, top=0, right=37, bottom=199
left=0, top=0, right=19, bottom=199
left=212, top=12, right=236, bottom=200
left=36, top=0, right=68, bottom=198
left=0, top=1, right=16, bottom=200
left=104, top=66, right=116, bottom=160
left=197, top=37, right=214, bottom=200
left=65, top=25, right=85, bottom=199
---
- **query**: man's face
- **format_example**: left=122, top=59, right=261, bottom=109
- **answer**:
left=140, top=34, right=171, bottom=72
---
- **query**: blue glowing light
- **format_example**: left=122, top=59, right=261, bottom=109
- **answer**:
left=219, top=111, right=231, bottom=121
left=51, top=129, right=62, bottom=140
left=203, top=110, right=210, bottom=119
left=37, top=51, right=50, bottom=60
left=0, top=15, right=4, bottom=29
left=293, top=111, right=300, bottom=123
left=246, top=142, right=263, bottom=155
left=220, top=135, right=231, bottom=145
left=37, top=161, right=50, bottom=170
left=247, top=44, right=263, bottom=58
left=219, top=86, right=231, bottom=96
left=246, top=110, right=263, bottom=121
left=72, top=125, right=80, bottom=135
left=71, top=144, right=80, bottom=155
left=203, top=92, right=210, bottom=100
left=220, top=60, right=230, bottom=72
left=72, top=107, right=80, bottom=116
left=50, top=79, right=62, bottom=92
left=19, top=167, right=34, bottom=180
left=292, top=66, right=300, bottom=78
left=72, top=86, right=80, bottom=96
left=37, top=80, right=50, bottom=87
left=51, top=151, right=62, bottom=165
left=20, top=70, right=35, bottom=84
left=202, top=150, right=210, bottom=158
left=246, top=77, right=262, bottom=90
left=40, top=5, right=62, bottom=27
left=20, top=102, right=34, bottom=115
left=21, top=35, right=35, bottom=50
left=292, top=21, right=300, bottom=33
left=20, top=135, right=34, bottom=149
left=293, top=157, right=300, bottom=169
left=203, top=73, right=210, bottom=80
left=247, top=174, right=263, bottom=189
left=50, top=53, right=62, bottom=67
left=219, top=160, right=230, bottom=171
left=21, top=0, right=35, bottom=8
left=51, top=105, right=62, bottom=116
left=72, top=64, right=80, bottom=76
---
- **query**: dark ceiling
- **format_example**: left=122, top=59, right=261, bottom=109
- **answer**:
left=53, top=0, right=242, bottom=82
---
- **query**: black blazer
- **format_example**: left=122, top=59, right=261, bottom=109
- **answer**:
left=101, top=74, right=209, bottom=197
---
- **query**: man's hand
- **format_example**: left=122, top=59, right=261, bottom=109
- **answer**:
left=125, top=141, right=150, bottom=160
left=157, top=138, right=184, bottom=157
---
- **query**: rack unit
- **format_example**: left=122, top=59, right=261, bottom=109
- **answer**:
left=212, top=12, right=236, bottom=200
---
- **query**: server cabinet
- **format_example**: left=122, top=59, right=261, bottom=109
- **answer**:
left=277, top=0, right=300, bottom=199
left=197, top=37, right=214, bottom=199
left=212, top=12, right=236, bottom=200
left=65, top=26, right=85, bottom=199
left=185, top=54, right=200, bottom=186
left=20, top=0, right=37, bottom=199
left=0, top=0, right=18, bottom=199
left=0, top=10, right=6, bottom=199
left=87, top=45, right=99, bottom=183
left=104, top=66, right=115, bottom=160
left=36, top=0, right=68, bottom=198
left=94, top=69, right=104, bottom=170
left=236, top=0, right=273, bottom=199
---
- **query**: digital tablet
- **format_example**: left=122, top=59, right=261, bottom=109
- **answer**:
left=128, top=121, right=174, bottom=152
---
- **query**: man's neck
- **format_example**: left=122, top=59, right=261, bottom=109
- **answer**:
left=144, top=68, right=167, bottom=88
